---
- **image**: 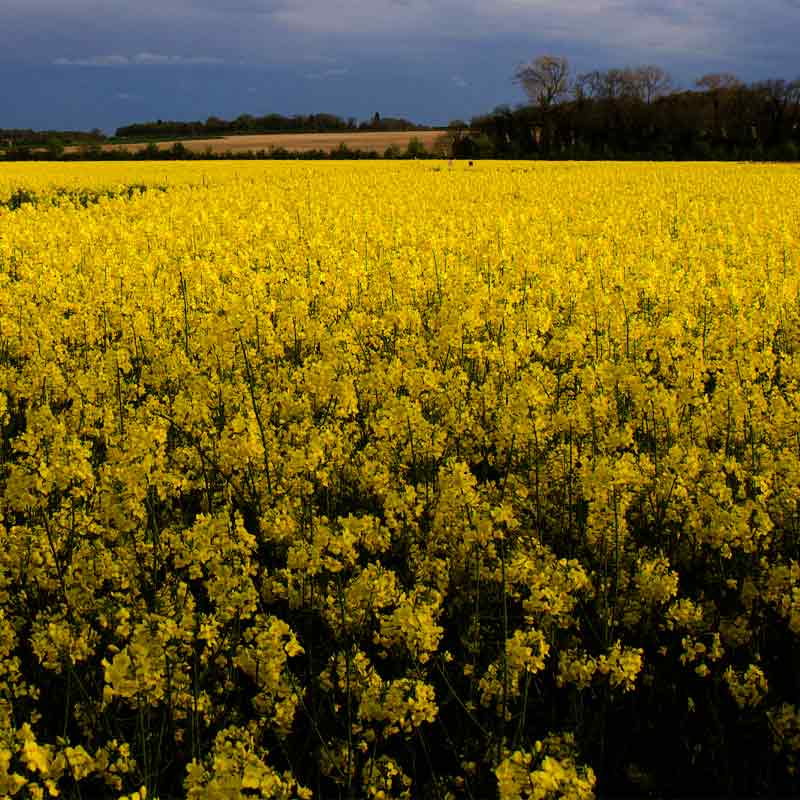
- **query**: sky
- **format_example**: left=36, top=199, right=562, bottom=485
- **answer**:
left=1, top=0, right=798, bottom=133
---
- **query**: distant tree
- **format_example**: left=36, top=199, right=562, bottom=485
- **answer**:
left=574, top=66, right=670, bottom=104
left=574, top=70, right=601, bottom=101
left=205, top=116, right=228, bottom=134
left=442, top=121, right=468, bottom=158
left=752, top=78, right=800, bottom=147
left=631, top=65, right=672, bottom=104
left=333, top=142, right=353, bottom=158
left=8, top=144, right=32, bottom=160
left=514, top=55, right=570, bottom=155
left=80, top=141, right=103, bottom=159
left=596, top=68, right=636, bottom=100
left=514, top=55, right=571, bottom=108
left=405, top=137, right=427, bottom=158
left=695, top=73, right=743, bottom=92
left=695, top=73, right=744, bottom=147
left=170, top=142, right=189, bottom=158
left=233, top=114, right=256, bottom=131
left=45, top=137, right=64, bottom=159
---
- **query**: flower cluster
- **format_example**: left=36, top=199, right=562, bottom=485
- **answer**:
left=1, top=160, right=799, bottom=797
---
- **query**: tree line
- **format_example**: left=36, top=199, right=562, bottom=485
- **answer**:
left=0, top=113, right=430, bottom=160
left=113, top=111, right=425, bottom=140
left=452, top=56, right=800, bottom=160
left=0, top=127, right=105, bottom=158
left=0, top=138, right=438, bottom=163
left=4, top=57, right=800, bottom=161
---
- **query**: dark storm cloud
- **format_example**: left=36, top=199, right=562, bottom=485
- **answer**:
left=1, top=1, right=798, bottom=130
left=4, top=1, right=798, bottom=70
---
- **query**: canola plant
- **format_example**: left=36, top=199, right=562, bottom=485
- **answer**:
left=0, top=161, right=799, bottom=798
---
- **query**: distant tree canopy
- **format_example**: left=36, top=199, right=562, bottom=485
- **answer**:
left=0, top=128, right=105, bottom=148
left=514, top=55, right=571, bottom=108
left=0, top=112, right=434, bottom=160
left=452, top=56, right=800, bottom=161
left=114, top=112, right=426, bottom=139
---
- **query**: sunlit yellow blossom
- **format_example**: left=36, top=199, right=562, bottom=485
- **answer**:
left=2, top=160, right=800, bottom=797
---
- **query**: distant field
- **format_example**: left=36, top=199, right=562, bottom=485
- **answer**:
left=65, top=129, right=449, bottom=155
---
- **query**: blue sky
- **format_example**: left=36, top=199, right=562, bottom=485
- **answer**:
left=1, top=0, right=798, bottom=133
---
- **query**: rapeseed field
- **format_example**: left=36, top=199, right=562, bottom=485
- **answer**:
left=1, top=161, right=799, bottom=798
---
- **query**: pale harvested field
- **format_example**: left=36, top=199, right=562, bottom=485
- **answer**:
left=66, top=130, right=449, bottom=155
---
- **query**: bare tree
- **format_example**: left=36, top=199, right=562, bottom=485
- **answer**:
left=753, top=78, right=800, bottom=106
left=574, top=66, right=670, bottom=103
left=696, top=73, right=744, bottom=142
left=752, top=78, right=800, bottom=145
left=695, top=73, right=743, bottom=92
left=630, top=65, right=672, bottom=103
left=574, top=70, right=601, bottom=101
left=605, top=68, right=635, bottom=100
left=514, top=55, right=571, bottom=108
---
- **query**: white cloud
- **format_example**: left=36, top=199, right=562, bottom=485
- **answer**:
left=270, top=0, right=432, bottom=35
left=54, top=54, right=130, bottom=66
left=208, top=0, right=796, bottom=68
left=305, top=66, right=349, bottom=80
left=24, top=0, right=800, bottom=79
left=53, top=52, right=223, bottom=66
left=132, top=51, right=223, bottom=64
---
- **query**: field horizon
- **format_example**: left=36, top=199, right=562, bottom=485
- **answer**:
left=60, top=129, right=451, bottom=156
